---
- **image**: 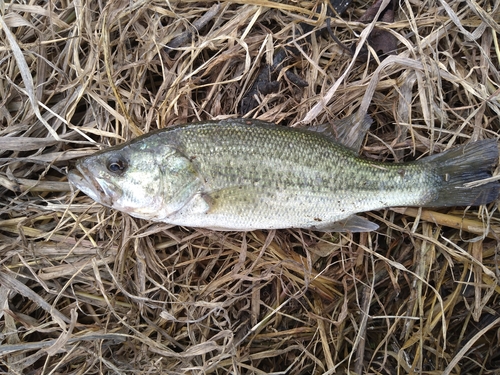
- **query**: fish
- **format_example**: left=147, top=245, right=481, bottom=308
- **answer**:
left=67, top=117, right=499, bottom=232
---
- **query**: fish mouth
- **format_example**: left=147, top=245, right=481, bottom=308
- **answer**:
left=67, top=164, right=120, bottom=207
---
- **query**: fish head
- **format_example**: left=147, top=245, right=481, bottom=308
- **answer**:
left=68, top=142, right=180, bottom=220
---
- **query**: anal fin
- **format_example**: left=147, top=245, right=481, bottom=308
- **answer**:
left=312, top=215, right=379, bottom=232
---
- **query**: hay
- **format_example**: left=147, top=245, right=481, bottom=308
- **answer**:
left=1, top=0, right=500, bottom=373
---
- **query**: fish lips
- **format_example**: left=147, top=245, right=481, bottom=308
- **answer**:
left=68, top=164, right=122, bottom=207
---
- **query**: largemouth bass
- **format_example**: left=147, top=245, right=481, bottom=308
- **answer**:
left=68, top=119, right=499, bottom=232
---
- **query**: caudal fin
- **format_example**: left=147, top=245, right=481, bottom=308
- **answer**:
left=421, top=139, right=499, bottom=207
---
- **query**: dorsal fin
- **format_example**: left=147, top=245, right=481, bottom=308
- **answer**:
left=308, top=113, right=372, bottom=153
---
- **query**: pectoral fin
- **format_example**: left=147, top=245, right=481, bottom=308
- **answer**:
left=312, top=215, right=379, bottom=232
left=202, top=185, right=258, bottom=214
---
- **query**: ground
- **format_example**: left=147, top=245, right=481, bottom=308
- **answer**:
left=1, top=0, right=500, bottom=374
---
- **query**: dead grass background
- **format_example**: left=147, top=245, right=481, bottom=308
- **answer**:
left=1, top=0, right=500, bottom=373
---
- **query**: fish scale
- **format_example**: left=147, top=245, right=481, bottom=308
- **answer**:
left=173, top=123, right=430, bottom=206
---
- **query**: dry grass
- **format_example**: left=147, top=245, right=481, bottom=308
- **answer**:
left=1, top=0, right=500, bottom=373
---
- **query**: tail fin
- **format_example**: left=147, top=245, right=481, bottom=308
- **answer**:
left=420, top=139, right=499, bottom=207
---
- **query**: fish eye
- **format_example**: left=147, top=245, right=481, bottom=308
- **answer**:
left=106, top=156, right=128, bottom=175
